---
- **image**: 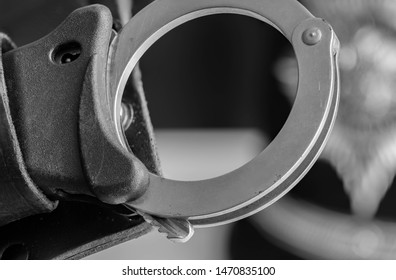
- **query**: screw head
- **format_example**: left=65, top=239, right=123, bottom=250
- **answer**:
left=302, top=27, right=322, bottom=45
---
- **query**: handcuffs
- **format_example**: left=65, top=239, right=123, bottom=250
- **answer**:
left=0, top=0, right=339, bottom=258
left=110, top=0, right=340, bottom=235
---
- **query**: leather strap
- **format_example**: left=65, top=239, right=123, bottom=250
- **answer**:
left=0, top=33, right=57, bottom=227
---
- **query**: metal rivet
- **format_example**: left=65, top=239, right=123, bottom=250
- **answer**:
left=302, top=27, right=322, bottom=46
left=53, top=41, right=81, bottom=64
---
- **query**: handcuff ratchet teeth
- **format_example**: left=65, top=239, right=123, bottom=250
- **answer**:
left=108, top=0, right=340, bottom=240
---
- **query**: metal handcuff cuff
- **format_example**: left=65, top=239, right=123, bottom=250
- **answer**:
left=104, top=0, right=340, bottom=241
left=0, top=0, right=339, bottom=257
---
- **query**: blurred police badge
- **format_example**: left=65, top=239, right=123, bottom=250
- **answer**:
left=249, top=0, right=396, bottom=259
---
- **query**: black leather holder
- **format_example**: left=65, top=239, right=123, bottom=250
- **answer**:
left=0, top=5, right=160, bottom=259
